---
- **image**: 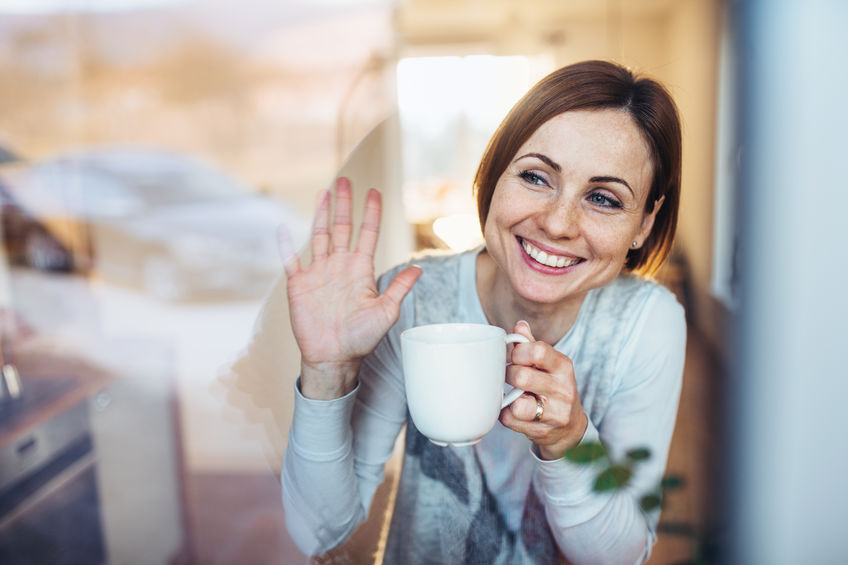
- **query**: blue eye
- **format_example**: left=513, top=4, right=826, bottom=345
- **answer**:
left=588, top=192, right=622, bottom=208
left=519, top=170, right=547, bottom=186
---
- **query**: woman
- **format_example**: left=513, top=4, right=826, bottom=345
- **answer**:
left=279, top=60, right=686, bottom=564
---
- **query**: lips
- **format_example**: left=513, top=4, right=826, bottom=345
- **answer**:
left=519, top=237, right=583, bottom=269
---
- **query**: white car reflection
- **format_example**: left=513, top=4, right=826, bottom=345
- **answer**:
left=1, top=146, right=308, bottom=301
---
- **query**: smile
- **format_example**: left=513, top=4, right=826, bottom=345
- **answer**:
left=520, top=238, right=583, bottom=268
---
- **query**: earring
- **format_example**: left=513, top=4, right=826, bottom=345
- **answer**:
left=631, top=241, right=638, bottom=248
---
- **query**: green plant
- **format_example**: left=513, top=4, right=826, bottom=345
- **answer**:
left=563, top=442, right=685, bottom=512
left=563, top=442, right=724, bottom=565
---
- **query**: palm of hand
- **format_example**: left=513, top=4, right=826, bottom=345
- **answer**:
left=278, top=178, right=421, bottom=397
left=287, top=249, right=396, bottom=367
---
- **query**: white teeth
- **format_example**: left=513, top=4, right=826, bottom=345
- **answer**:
left=521, top=239, right=580, bottom=268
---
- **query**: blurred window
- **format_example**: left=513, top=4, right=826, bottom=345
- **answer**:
left=25, top=153, right=247, bottom=217
left=27, top=165, right=139, bottom=217
left=396, top=54, right=553, bottom=250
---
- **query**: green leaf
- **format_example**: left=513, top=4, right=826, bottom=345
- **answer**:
left=563, top=441, right=608, bottom=464
left=661, top=475, right=685, bottom=490
left=640, top=492, right=662, bottom=512
left=593, top=464, right=632, bottom=492
left=626, top=447, right=652, bottom=462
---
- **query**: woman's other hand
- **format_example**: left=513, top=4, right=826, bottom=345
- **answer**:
left=500, top=321, right=589, bottom=460
left=278, top=177, right=421, bottom=400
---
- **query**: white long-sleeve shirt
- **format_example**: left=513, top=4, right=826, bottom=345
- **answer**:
left=282, top=248, right=686, bottom=564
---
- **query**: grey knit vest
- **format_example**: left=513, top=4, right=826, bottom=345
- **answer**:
left=381, top=251, right=652, bottom=565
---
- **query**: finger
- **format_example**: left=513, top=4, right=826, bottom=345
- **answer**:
left=311, top=189, right=331, bottom=259
left=506, top=364, right=553, bottom=400
left=509, top=392, right=545, bottom=422
left=511, top=340, right=572, bottom=376
left=513, top=320, right=535, bottom=341
left=332, top=177, right=353, bottom=252
left=509, top=321, right=535, bottom=359
left=499, top=402, right=546, bottom=436
left=380, top=265, right=422, bottom=308
left=277, top=223, right=300, bottom=277
left=355, top=188, right=381, bottom=257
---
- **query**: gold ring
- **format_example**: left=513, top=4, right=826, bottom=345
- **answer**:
left=533, top=399, right=544, bottom=422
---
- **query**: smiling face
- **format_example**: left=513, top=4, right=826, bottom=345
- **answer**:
left=482, top=109, right=661, bottom=313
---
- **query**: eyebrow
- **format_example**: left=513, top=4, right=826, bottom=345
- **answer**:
left=515, top=152, right=561, bottom=172
left=590, top=176, right=634, bottom=196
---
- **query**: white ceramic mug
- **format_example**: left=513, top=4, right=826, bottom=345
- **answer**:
left=400, top=323, right=529, bottom=447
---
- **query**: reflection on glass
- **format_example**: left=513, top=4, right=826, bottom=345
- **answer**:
left=1, top=146, right=308, bottom=301
left=0, top=1, right=343, bottom=559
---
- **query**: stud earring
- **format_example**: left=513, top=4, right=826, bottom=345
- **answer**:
left=631, top=241, right=638, bottom=248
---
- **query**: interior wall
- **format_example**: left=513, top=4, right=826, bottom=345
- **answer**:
left=662, top=0, right=723, bottom=349
left=549, top=14, right=667, bottom=70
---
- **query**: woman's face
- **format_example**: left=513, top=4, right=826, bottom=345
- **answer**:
left=483, top=109, right=661, bottom=308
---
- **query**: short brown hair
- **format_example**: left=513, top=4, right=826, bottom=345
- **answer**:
left=473, top=60, right=682, bottom=277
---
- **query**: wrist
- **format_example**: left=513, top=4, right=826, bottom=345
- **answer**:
left=299, top=360, right=361, bottom=400
left=537, top=411, right=589, bottom=461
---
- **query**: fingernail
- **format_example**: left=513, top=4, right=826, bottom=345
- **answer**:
left=516, top=320, right=529, bottom=327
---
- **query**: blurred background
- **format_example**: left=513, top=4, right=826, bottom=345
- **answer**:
left=0, top=0, right=845, bottom=563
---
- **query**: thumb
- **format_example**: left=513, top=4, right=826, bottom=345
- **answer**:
left=380, top=265, right=422, bottom=308
left=513, top=319, right=535, bottom=341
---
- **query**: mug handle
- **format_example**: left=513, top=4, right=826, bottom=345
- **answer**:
left=501, top=333, right=529, bottom=409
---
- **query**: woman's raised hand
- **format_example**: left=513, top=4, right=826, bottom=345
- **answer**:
left=278, top=178, right=421, bottom=400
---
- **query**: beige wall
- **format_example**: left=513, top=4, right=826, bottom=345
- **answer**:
left=661, top=0, right=724, bottom=349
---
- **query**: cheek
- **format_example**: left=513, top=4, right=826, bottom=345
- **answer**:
left=583, top=217, right=639, bottom=257
left=485, top=186, right=524, bottom=230
left=482, top=214, right=495, bottom=244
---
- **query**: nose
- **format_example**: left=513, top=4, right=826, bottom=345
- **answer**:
left=538, top=195, right=581, bottom=240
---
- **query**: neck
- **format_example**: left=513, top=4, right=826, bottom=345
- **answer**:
left=475, top=250, right=586, bottom=345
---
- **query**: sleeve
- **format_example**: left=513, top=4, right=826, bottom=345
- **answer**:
left=535, top=287, right=687, bottom=565
left=281, top=267, right=414, bottom=556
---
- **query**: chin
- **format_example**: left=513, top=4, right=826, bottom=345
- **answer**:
left=512, top=277, right=584, bottom=306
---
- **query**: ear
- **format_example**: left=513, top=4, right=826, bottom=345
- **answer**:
left=637, top=195, right=665, bottom=245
